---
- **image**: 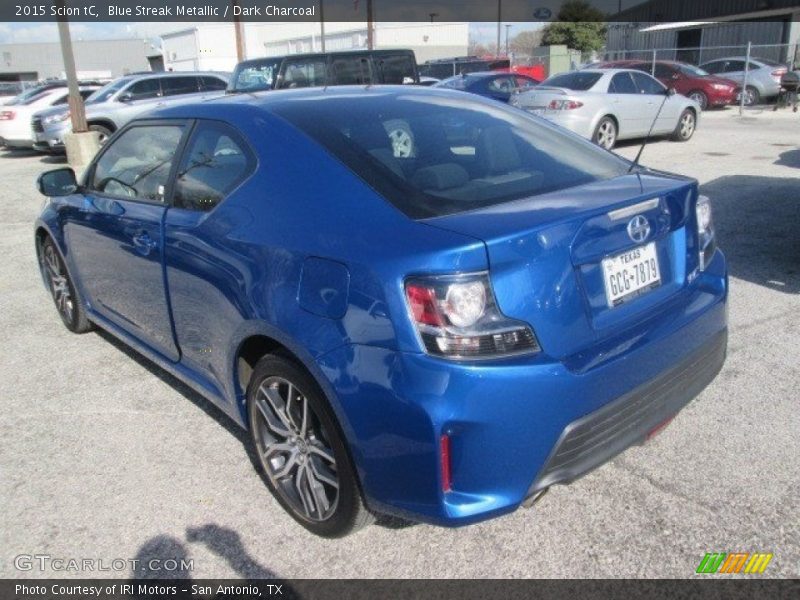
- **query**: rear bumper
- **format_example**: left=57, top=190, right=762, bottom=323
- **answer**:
left=316, top=251, right=728, bottom=526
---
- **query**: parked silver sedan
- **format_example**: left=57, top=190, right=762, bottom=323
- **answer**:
left=510, top=69, right=700, bottom=150
left=700, top=56, right=787, bottom=105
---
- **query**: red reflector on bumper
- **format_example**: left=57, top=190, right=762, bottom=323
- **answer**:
left=440, top=434, right=452, bottom=492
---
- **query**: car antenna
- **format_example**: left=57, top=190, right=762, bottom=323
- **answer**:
left=628, top=87, right=675, bottom=173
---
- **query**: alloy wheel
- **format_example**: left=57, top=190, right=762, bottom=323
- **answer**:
left=680, top=112, right=696, bottom=139
left=387, top=127, right=413, bottom=158
left=253, top=376, right=339, bottom=522
left=689, top=92, right=707, bottom=110
left=596, top=119, right=616, bottom=150
left=43, top=244, right=74, bottom=324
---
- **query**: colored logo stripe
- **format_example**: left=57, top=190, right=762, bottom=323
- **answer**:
left=696, top=552, right=773, bottom=574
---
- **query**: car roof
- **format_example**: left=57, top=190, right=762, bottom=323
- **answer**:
left=701, top=56, right=767, bottom=63
left=236, top=49, right=414, bottom=67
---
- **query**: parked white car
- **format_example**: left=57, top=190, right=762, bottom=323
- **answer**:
left=0, top=85, right=98, bottom=149
left=510, top=69, right=700, bottom=149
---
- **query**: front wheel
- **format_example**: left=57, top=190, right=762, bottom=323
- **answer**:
left=247, top=355, right=374, bottom=537
left=40, top=238, right=93, bottom=333
left=743, top=86, right=760, bottom=106
left=88, top=124, right=113, bottom=146
left=671, top=109, right=696, bottom=142
left=688, top=90, right=708, bottom=110
left=593, top=116, right=617, bottom=150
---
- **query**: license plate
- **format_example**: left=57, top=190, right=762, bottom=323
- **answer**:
left=602, top=242, right=661, bottom=307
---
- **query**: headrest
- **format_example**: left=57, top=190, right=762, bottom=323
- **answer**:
left=411, top=163, right=469, bottom=191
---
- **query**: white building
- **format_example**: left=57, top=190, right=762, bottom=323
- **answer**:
left=161, top=22, right=469, bottom=72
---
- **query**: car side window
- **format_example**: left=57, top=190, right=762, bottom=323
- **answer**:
left=487, top=76, right=515, bottom=93
left=89, top=124, right=184, bottom=202
left=703, top=61, right=724, bottom=74
left=631, top=72, right=666, bottom=94
left=330, top=57, right=372, bottom=85
left=377, top=55, right=416, bottom=84
left=725, top=60, right=745, bottom=73
left=172, top=121, right=253, bottom=212
left=515, top=76, right=536, bottom=90
left=199, top=76, right=227, bottom=92
left=609, top=72, right=637, bottom=94
left=278, top=59, right=327, bottom=89
left=161, top=76, right=200, bottom=96
left=653, top=63, right=675, bottom=78
left=127, top=79, right=161, bottom=100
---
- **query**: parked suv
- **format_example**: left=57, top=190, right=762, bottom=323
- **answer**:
left=228, top=49, right=418, bottom=92
left=699, top=56, right=787, bottom=105
left=598, top=60, right=739, bottom=110
left=31, top=71, right=229, bottom=153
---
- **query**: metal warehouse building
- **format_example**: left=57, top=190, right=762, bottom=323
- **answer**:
left=606, top=0, right=800, bottom=65
left=0, top=38, right=155, bottom=82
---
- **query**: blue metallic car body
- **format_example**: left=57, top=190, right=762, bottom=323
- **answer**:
left=35, top=87, right=727, bottom=527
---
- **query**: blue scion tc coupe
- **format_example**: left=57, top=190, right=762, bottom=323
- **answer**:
left=34, top=86, right=727, bottom=537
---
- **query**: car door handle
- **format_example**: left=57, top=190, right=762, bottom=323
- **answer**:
left=132, top=232, right=157, bottom=256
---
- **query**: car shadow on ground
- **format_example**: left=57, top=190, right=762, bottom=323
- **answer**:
left=774, top=148, right=800, bottom=169
left=700, top=175, right=800, bottom=294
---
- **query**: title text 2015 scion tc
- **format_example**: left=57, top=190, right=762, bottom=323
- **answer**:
left=34, top=87, right=727, bottom=537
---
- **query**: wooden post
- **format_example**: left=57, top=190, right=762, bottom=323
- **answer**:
left=367, top=0, right=374, bottom=50
left=232, top=0, right=246, bottom=61
left=55, top=0, right=87, bottom=133
left=319, top=0, right=326, bottom=52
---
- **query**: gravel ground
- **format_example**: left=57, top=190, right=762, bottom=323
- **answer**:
left=0, top=106, right=798, bottom=579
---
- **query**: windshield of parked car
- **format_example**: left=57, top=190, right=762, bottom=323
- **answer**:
left=679, top=64, right=710, bottom=77
left=231, top=60, right=282, bottom=92
left=272, top=91, right=630, bottom=219
left=86, top=77, right=133, bottom=104
left=6, top=86, right=50, bottom=106
left=436, top=76, right=474, bottom=90
left=540, top=72, right=602, bottom=90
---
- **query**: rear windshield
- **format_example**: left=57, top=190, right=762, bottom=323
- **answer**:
left=541, top=72, right=602, bottom=91
left=231, top=59, right=282, bottom=92
left=437, top=76, right=472, bottom=89
left=272, top=91, right=629, bottom=219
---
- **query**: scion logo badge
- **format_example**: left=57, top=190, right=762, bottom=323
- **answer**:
left=696, top=552, right=773, bottom=574
left=627, top=215, right=651, bottom=243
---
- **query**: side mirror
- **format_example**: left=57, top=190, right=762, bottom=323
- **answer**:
left=118, top=92, right=133, bottom=103
left=37, top=167, right=79, bottom=197
left=667, top=87, right=677, bottom=96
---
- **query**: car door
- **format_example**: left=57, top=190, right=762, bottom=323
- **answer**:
left=607, top=72, right=645, bottom=137
left=631, top=71, right=678, bottom=134
left=64, top=121, right=188, bottom=361
left=162, top=120, right=256, bottom=387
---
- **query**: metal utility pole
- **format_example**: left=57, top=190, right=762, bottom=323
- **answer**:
left=367, top=0, right=374, bottom=50
left=55, top=1, right=87, bottom=133
left=232, top=0, right=246, bottom=61
left=319, top=0, right=326, bottom=52
left=496, top=0, right=502, bottom=58
left=740, top=41, right=751, bottom=115
left=505, top=24, right=511, bottom=57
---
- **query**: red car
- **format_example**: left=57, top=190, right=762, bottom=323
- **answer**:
left=598, top=60, right=740, bottom=110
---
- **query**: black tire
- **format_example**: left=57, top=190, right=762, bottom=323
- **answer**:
left=592, top=116, right=617, bottom=150
left=743, top=86, right=760, bottom=107
left=40, top=237, right=93, bottom=333
left=247, top=355, right=373, bottom=537
left=671, top=108, right=696, bottom=142
left=88, top=124, right=113, bottom=146
left=688, top=90, right=708, bottom=110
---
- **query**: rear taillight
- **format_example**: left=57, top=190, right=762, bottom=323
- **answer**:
left=0, top=110, right=15, bottom=121
left=404, top=272, right=540, bottom=360
left=548, top=99, right=583, bottom=110
left=772, top=68, right=787, bottom=77
left=696, top=194, right=716, bottom=270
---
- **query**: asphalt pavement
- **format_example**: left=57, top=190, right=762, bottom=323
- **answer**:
left=0, top=106, right=798, bottom=579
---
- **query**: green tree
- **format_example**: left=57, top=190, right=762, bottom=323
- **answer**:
left=541, top=0, right=607, bottom=53
left=510, top=30, right=544, bottom=56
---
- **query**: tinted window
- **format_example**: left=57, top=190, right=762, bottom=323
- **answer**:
left=631, top=72, right=665, bottom=94
left=653, top=63, right=676, bottom=78
left=724, top=61, right=746, bottom=73
left=486, top=76, right=515, bottom=93
left=278, top=59, right=327, bottom=89
left=199, top=76, right=228, bottom=91
left=515, top=76, right=537, bottom=90
left=541, top=72, right=602, bottom=91
left=437, top=76, right=470, bottom=90
left=173, top=122, right=253, bottom=212
left=52, top=89, right=96, bottom=105
left=90, top=125, right=184, bottom=202
left=127, top=79, right=161, bottom=100
left=272, top=94, right=628, bottom=219
left=330, top=57, right=372, bottom=85
left=377, top=55, right=416, bottom=84
left=232, top=59, right=281, bottom=91
left=609, top=72, right=637, bottom=94
left=679, top=64, right=709, bottom=77
left=702, top=61, right=725, bottom=74
left=86, top=78, right=132, bottom=104
left=161, top=76, right=199, bottom=96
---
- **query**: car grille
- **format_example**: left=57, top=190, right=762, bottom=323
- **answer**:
left=527, top=330, right=727, bottom=496
left=32, top=117, right=44, bottom=133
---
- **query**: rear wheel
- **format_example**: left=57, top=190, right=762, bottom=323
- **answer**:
left=671, top=109, right=696, bottom=142
left=743, top=86, right=760, bottom=106
left=593, top=117, right=617, bottom=150
left=40, top=238, right=93, bottom=333
left=688, top=90, right=708, bottom=110
left=88, top=124, right=113, bottom=146
left=247, top=355, right=373, bottom=537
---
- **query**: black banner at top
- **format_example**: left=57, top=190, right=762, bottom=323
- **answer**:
left=4, top=0, right=800, bottom=23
